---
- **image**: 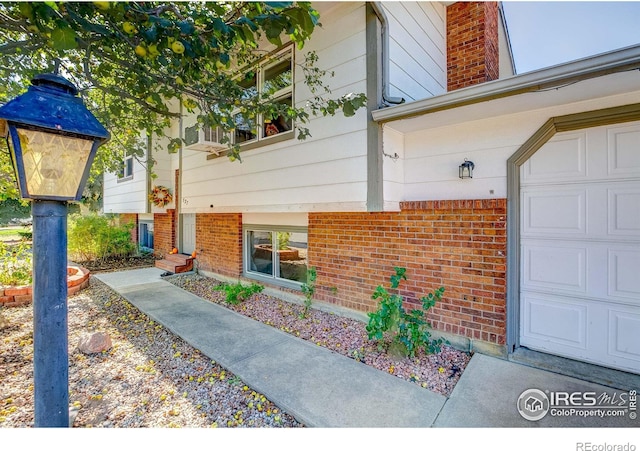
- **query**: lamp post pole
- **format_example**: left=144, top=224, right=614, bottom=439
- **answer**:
left=32, top=200, right=69, bottom=427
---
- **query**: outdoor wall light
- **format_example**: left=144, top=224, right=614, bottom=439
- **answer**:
left=0, top=73, right=109, bottom=427
left=459, top=159, right=474, bottom=179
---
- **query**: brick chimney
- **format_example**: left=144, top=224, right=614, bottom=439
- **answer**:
left=447, top=2, right=499, bottom=91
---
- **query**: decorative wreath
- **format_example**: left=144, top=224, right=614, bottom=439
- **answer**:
left=149, top=185, right=173, bottom=208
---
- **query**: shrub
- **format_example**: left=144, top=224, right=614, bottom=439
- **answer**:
left=0, top=241, right=32, bottom=287
left=68, top=214, right=135, bottom=262
left=214, top=281, right=264, bottom=305
left=366, top=267, right=444, bottom=358
left=299, top=266, right=317, bottom=319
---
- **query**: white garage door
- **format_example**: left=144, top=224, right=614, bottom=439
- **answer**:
left=520, top=121, right=640, bottom=374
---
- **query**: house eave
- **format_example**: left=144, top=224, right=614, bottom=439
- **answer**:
left=372, top=44, right=640, bottom=124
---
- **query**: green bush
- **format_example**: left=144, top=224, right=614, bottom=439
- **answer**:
left=68, top=214, right=135, bottom=262
left=366, top=267, right=444, bottom=358
left=0, top=241, right=32, bottom=287
left=214, top=281, right=264, bottom=305
left=299, top=266, right=317, bottom=319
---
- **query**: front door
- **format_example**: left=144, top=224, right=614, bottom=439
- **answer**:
left=181, top=213, right=196, bottom=255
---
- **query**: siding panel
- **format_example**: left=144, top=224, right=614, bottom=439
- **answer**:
left=384, top=2, right=447, bottom=100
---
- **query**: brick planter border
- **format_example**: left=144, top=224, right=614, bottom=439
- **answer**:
left=0, top=265, right=91, bottom=307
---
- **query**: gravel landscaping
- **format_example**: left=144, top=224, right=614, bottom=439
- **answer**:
left=1, top=266, right=470, bottom=428
left=167, top=273, right=470, bottom=398
left=0, top=278, right=301, bottom=428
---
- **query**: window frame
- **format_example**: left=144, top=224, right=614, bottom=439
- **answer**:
left=242, top=224, right=308, bottom=290
left=117, top=154, right=134, bottom=182
left=208, top=45, right=295, bottom=160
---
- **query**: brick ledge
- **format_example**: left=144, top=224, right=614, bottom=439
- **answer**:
left=0, top=265, right=91, bottom=307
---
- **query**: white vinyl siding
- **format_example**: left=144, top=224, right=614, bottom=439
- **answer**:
left=103, top=154, right=148, bottom=214
left=382, top=126, right=405, bottom=210
left=103, top=129, right=175, bottom=214
left=389, top=72, right=640, bottom=204
left=385, top=2, right=447, bottom=101
left=179, top=3, right=369, bottom=214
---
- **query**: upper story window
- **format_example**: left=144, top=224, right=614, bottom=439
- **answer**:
left=233, top=46, right=293, bottom=146
left=118, top=154, right=134, bottom=181
left=206, top=46, right=294, bottom=159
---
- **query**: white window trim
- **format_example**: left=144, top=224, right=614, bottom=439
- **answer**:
left=233, top=46, right=294, bottom=145
left=242, top=224, right=308, bottom=290
left=117, top=154, right=134, bottom=182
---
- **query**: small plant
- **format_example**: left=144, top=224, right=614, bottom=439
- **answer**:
left=276, top=232, right=291, bottom=250
left=299, top=267, right=317, bottom=319
left=214, top=281, right=264, bottom=305
left=0, top=241, right=32, bottom=287
left=366, top=267, right=444, bottom=358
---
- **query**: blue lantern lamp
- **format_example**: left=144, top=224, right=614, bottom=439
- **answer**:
left=0, top=73, right=109, bottom=427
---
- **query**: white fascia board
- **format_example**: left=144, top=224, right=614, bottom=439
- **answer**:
left=372, top=45, right=640, bottom=124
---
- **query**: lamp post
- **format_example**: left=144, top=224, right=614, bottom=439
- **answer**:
left=0, top=73, right=109, bottom=427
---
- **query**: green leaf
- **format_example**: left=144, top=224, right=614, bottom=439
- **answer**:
left=178, top=20, right=195, bottom=35
left=51, top=26, right=77, bottom=50
left=342, top=101, right=355, bottom=117
left=236, top=17, right=258, bottom=31
left=212, top=18, right=228, bottom=34
left=18, top=3, right=34, bottom=20
left=265, top=2, right=294, bottom=10
left=142, top=25, right=158, bottom=41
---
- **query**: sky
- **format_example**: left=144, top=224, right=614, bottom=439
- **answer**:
left=501, top=1, right=640, bottom=73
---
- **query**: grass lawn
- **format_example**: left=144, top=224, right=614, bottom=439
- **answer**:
left=0, top=227, right=25, bottom=242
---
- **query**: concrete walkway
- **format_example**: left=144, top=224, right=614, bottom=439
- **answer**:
left=94, top=268, right=640, bottom=428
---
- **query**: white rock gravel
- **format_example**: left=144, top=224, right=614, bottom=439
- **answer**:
left=0, top=272, right=471, bottom=428
left=0, top=278, right=301, bottom=428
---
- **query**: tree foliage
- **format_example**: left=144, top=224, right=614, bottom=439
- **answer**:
left=0, top=1, right=366, bottom=200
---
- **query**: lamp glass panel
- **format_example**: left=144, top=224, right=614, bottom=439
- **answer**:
left=16, top=129, right=92, bottom=198
left=6, top=135, right=22, bottom=192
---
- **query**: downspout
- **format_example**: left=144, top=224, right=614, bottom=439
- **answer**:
left=146, top=134, right=152, bottom=214
left=176, top=100, right=183, bottom=252
left=371, top=2, right=405, bottom=106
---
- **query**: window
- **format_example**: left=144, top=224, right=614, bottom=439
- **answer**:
left=118, top=155, right=133, bottom=181
left=206, top=46, right=294, bottom=160
left=139, top=221, right=154, bottom=250
left=244, top=225, right=308, bottom=288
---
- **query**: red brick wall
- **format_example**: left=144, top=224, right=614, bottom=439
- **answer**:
left=447, top=1, right=499, bottom=91
left=119, top=213, right=138, bottom=244
left=308, top=199, right=507, bottom=345
left=195, top=213, right=242, bottom=278
left=154, top=209, right=176, bottom=257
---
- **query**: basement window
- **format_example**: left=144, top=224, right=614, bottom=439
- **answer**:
left=243, top=225, right=308, bottom=288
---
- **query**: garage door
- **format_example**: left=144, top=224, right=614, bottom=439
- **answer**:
left=520, top=121, right=640, bottom=374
